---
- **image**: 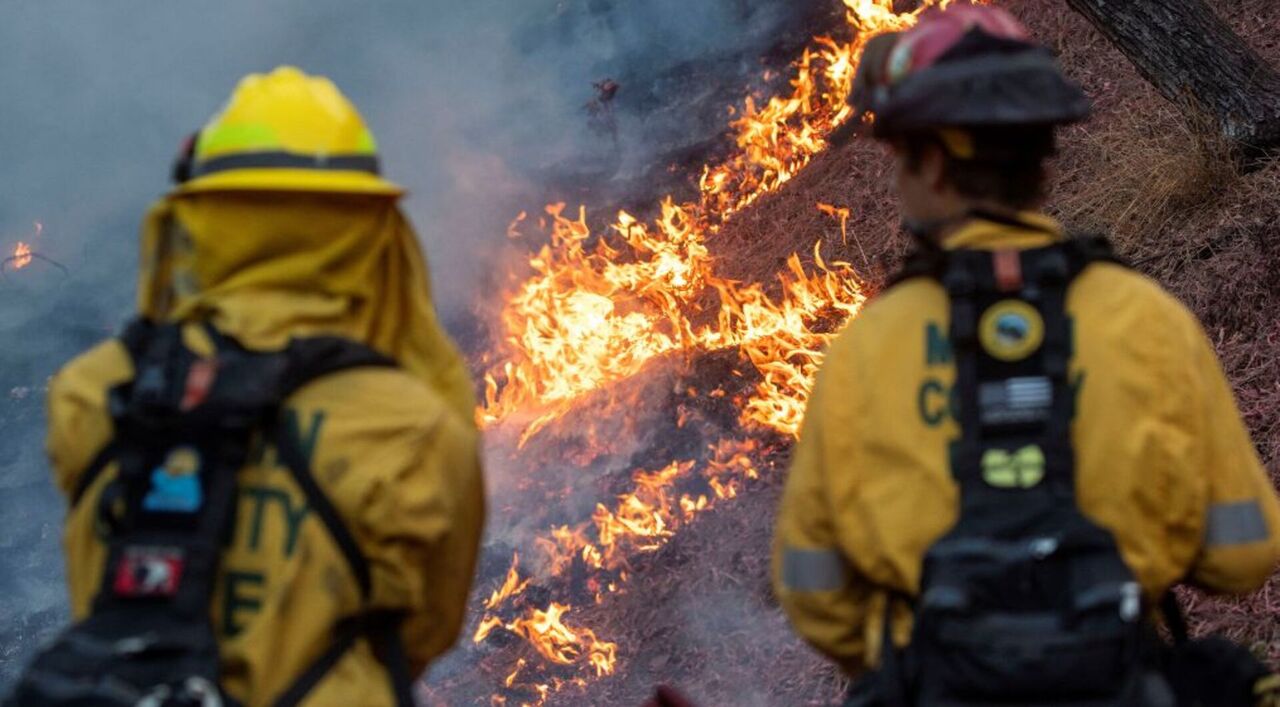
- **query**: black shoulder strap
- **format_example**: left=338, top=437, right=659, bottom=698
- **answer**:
left=275, top=420, right=372, bottom=596
left=70, top=442, right=119, bottom=508
left=267, top=337, right=414, bottom=707
left=67, top=319, right=159, bottom=508
left=945, top=244, right=1080, bottom=503
left=1161, top=591, right=1189, bottom=645
left=887, top=222, right=1126, bottom=291
left=272, top=334, right=394, bottom=600
left=1064, top=233, right=1127, bottom=271
left=888, top=245, right=946, bottom=288
left=67, top=328, right=396, bottom=510
left=281, top=335, right=396, bottom=398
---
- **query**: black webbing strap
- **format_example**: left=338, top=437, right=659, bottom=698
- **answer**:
left=1161, top=591, right=1190, bottom=645
left=68, top=320, right=157, bottom=508
left=273, top=423, right=414, bottom=707
left=1033, top=247, right=1077, bottom=498
left=272, top=616, right=365, bottom=707
left=879, top=592, right=912, bottom=707
left=274, top=424, right=371, bottom=598
left=943, top=253, right=985, bottom=490
left=70, top=442, right=119, bottom=508
left=888, top=246, right=945, bottom=288
left=270, top=339, right=412, bottom=707
left=272, top=613, right=414, bottom=707
left=371, top=614, right=417, bottom=707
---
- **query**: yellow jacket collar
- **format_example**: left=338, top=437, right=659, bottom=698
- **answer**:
left=942, top=212, right=1064, bottom=251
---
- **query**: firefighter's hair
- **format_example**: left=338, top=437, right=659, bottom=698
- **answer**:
left=901, top=126, right=1053, bottom=211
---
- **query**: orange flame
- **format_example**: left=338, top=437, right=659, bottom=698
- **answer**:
left=484, top=552, right=532, bottom=610
left=472, top=1, right=977, bottom=701
left=816, top=202, right=851, bottom=244
left=11, top=242, right=32, bottom=270
left=503, top=602, right=617, bottom=676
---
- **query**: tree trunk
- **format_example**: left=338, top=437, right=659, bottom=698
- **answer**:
left=1065, top=0, right=1280, bottom=162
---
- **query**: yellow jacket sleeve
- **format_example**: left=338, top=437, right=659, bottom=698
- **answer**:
left=356, top=404, right=486, bottom=673
left=46, top=340, right=133, bottom=498
left=1183, top=319, right=1280, bottom=593
left=772, top=376, right=875, bottom=675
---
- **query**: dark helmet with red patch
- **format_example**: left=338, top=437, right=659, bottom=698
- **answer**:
left=845, top=3, right=1089, bottom=143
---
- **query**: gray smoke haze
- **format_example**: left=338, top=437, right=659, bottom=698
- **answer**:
left=0, top=0, right=818, bottom=692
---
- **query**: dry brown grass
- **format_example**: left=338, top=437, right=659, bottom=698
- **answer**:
left=526, top=1, right=1280, bottom=702
left=1053, top=107, right=1240, bottom=255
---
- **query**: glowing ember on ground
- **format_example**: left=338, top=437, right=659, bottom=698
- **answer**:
left=10, top=242, right=32, bottom=270
left=462, top=2, right=976, bottom=703
left=7, top=222, right=46, bottom=272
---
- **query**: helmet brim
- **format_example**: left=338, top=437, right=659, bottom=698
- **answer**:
left=873, top=49, right=1091, bottom=137
left=174, top=167, right=405, bottom=197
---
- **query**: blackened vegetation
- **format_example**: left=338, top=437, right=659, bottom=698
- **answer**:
left=432, top=346, right=797, bottom=704
left=518, top=0, right=842, bottom=208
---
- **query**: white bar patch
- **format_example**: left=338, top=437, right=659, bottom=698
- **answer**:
left=782, top=547, right=848, bottom=592
left=1205, top=500, right=1269, bottom=547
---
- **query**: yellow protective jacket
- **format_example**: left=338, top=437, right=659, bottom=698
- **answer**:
left=48, top=191, right=484, bottom=706
left=773, top=213, right=1280, bottom=675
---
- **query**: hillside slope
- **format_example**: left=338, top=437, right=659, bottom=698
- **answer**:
left=562, top=1, right=1280, bottom=704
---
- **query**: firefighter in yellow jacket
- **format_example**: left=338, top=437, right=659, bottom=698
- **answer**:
left=773, top=5, right=1280, bottom=705
left=45, top=67, right=484, bottom=706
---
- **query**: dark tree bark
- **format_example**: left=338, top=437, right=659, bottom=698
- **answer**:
left=1066, top=0, right=1280, bottom=161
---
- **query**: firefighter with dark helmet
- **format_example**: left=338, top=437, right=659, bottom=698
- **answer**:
left=773, top=5, right=1280, bottom=706
left=10, top=67, right=484, bottom=706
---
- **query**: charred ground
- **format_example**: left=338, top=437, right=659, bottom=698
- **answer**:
left=539, top=1, right=1280, bottom=704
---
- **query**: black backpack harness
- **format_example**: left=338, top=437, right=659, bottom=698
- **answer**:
left=8, top=319, right=415, bottom=707
left=851, top=221, right=1275, bottom=707
left=866, top=228, right=1171, bottom=706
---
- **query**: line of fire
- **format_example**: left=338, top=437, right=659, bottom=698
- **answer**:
left=438, top=3, right=952, bottom=704
left=6, top=0, right=1280, bottom=705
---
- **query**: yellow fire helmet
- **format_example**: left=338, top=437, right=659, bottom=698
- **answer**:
left=174, top=66, right=404, bottom=196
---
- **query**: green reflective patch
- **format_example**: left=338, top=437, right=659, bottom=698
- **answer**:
left=356, top=128, right=378, bottom=154
left=982, top=445, right=1045, bottom=489
left=198, top=122, right=281, bottom=157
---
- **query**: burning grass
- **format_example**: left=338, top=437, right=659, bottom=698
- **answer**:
left=436, top=0, right=1280, bottom=703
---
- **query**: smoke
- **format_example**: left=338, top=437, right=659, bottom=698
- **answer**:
left=0, top=0, right=823, bottom=691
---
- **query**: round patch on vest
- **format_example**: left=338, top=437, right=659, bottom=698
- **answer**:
left=978, top=300, right=1044, bottom=362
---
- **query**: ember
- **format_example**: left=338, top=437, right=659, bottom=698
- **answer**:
left=10, top=242, right=32, bottom=270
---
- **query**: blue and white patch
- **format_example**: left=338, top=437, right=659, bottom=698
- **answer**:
left=142, top=446, right=204, bottom=513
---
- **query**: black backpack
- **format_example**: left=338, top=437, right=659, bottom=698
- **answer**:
left=5, top=319, right=414, bottom=707
left=853, top=226, right=1272, bottom=707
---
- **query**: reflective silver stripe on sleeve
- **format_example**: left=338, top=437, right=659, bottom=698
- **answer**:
left=1205, top=500, right=1270, bottom=547
left=782, top=547, right=848, bottom=592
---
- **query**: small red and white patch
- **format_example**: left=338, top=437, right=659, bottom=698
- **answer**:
left=180, top=358, right=219, bottom=411
left=113, top=546, right=185, bottom=597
